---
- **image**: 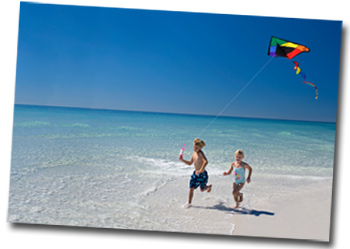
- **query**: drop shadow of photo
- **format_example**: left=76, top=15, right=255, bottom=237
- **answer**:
left=192, top=202, right=275, bottom=217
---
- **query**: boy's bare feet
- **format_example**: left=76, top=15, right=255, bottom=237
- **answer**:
left=233, top=202, right=239, bottom=209
left=184, top=203, right=192, bottom=209
left=206, top=184, right=212, bottom=193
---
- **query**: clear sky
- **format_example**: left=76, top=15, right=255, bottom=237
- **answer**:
left=14, top=2, right=342, bottom=122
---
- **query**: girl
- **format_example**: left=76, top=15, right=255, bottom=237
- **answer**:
left=181, top=138, right=212, bottom=208
left=223, top=149, right=252, bottom=209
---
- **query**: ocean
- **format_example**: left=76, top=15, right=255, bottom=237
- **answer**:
left=7, top=104, right=336, bottom=231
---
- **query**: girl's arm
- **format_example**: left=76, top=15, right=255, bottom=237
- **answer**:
left=181, top=154, right=194, bottom=166
left=197, top=151, right=208, bottom=174
left=244, top=164, right=252, bottom=183
left=223, top=162, right=234, bottom=176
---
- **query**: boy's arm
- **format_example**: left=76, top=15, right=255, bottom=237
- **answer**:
left=181, top=154, right=194, bottom=166
left=223, top=163, right=234, bottom=175
left=244, top=164, right=252, bottom=183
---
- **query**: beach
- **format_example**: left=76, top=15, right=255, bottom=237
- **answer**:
left=133, top=174, right=332, bottom=241
left=7, top=105, right=335, bottom=242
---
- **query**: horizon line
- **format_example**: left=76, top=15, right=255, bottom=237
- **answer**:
left=14, top=103, right=336, bottom=124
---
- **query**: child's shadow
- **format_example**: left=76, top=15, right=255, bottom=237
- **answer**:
left=193, top=202, right=275, bottom=217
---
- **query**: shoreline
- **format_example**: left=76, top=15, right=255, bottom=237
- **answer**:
left=140, top=174, right=332, bottom=241
left=7, top=170, right=332, bottom=242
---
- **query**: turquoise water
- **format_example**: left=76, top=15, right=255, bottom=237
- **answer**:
left=8, top=104, right=336, bottom=228
left=10, top=104, right=336, bottom=176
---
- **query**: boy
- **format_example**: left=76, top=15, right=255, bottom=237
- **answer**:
left=181, top=138, right=212, bottom=208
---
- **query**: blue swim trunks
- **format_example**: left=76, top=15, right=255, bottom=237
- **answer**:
left=189, top=170, right=208, bottom=190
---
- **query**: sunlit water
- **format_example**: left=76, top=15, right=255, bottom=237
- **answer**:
left=8, top=105, right=336, bottom=230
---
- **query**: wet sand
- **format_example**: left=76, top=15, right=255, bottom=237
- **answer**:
left=140, top=173, right=332, bottom=242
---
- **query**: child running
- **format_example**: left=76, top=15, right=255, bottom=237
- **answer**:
left=223, top=149, right=252, bottom=209
left=180, top=138, right=212, bottom=208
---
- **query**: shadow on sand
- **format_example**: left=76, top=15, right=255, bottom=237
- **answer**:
left=192, top=202, right=275, bottom=217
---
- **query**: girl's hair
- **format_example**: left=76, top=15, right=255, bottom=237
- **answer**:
left=193, top=138, right=206, bottom=148
left=234, top=149, right=245, bottom=158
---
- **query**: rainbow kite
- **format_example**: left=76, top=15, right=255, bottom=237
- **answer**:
left=268, top=36, right=318, bottom=99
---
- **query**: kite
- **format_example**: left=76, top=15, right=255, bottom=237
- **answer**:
left=268, top=36, right=318, bottom=99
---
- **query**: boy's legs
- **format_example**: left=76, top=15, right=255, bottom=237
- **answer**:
left=186, top=171, right=198, bottom=207
left=198, top=171, right=211, bottom=192
left=200, top=184, right=212, bottom=192
left=186, top=171, right=211, bottom=208
left=186, top=187, right=195, bottom=206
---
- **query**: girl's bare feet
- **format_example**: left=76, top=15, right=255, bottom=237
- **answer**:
left=233, top=202, right=239, bottom=209
left=238, top=193, right=243, bottom=202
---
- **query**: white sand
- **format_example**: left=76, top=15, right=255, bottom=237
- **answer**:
left=7, top=169, right=332, bottom=242
left=140, top=173, right=332, bottom=242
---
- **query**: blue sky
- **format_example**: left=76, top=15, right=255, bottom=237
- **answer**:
left=15, top=2, right=342, bottom=122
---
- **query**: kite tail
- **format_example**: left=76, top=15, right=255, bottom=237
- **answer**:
left=292, top=61, right=318, bottom=100
left=303, top=80, right=318, bottom=100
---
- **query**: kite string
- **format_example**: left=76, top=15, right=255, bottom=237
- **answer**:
left=198, top=57, right=274, bottom=137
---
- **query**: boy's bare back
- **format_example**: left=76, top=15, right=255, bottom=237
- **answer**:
left=192, top=151, right=207, bottom=171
